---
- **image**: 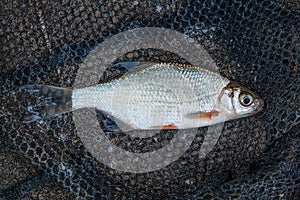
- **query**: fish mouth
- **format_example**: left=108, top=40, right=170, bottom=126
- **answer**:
left=252, top=98, right=264, bottom=114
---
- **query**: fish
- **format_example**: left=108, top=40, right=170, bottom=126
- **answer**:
left=21, top=62, right=264, bottom=131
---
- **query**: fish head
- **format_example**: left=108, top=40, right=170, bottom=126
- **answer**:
left=218, top=82, right=264, bottom=119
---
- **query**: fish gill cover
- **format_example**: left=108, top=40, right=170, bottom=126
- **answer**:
left=0, top=0, right=299, bottom=199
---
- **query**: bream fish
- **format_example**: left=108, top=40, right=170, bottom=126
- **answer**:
left=21, top=62, right=263, bottom=131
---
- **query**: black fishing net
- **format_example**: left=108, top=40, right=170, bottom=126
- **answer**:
left=1, top=0, right=299, bottom=199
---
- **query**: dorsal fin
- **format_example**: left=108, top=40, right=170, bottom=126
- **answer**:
left=117, top=61, right=159, bottom=74
left=98, top=61, right=159, bottom=84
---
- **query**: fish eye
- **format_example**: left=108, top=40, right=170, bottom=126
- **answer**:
left=239, top=93, right=253, bottom=107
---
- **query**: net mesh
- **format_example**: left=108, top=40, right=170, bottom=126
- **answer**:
left=1, top=0, right=299, bottom=199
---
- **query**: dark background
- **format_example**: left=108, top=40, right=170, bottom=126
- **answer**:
left=1, top=0, right=299, bottom=199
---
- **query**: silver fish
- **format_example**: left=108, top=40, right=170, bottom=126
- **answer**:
left=21, top=62, right=263, bottom=130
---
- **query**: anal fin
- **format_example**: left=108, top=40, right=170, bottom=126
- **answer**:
left=114, top=118, right=135, bottom=132
left=96, top=109, right=135, bottom=133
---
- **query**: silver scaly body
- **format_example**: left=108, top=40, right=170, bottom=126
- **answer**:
left=72, top=63, right=230, bottom=130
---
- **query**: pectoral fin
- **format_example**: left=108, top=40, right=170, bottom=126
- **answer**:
left=185, top=109, right=219, bottom=120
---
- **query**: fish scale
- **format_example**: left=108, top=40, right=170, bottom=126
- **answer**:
left=72, top=63, right=230, bottom=129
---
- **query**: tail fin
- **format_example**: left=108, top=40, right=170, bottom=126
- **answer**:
left=20, top=84, right=72, bottom=123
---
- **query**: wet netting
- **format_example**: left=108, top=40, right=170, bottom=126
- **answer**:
left=1, top=0, right=299, bottom=199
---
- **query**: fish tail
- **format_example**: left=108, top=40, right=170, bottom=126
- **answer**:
left=20, top=84, right=72, bottom=123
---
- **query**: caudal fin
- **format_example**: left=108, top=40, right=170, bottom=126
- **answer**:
left=20, top=84, right=72, bottom=123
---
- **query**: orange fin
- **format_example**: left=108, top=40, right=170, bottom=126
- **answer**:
left=185, top=109, right=219, bottom=120
left=150, top=123, right=178, bottom=130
